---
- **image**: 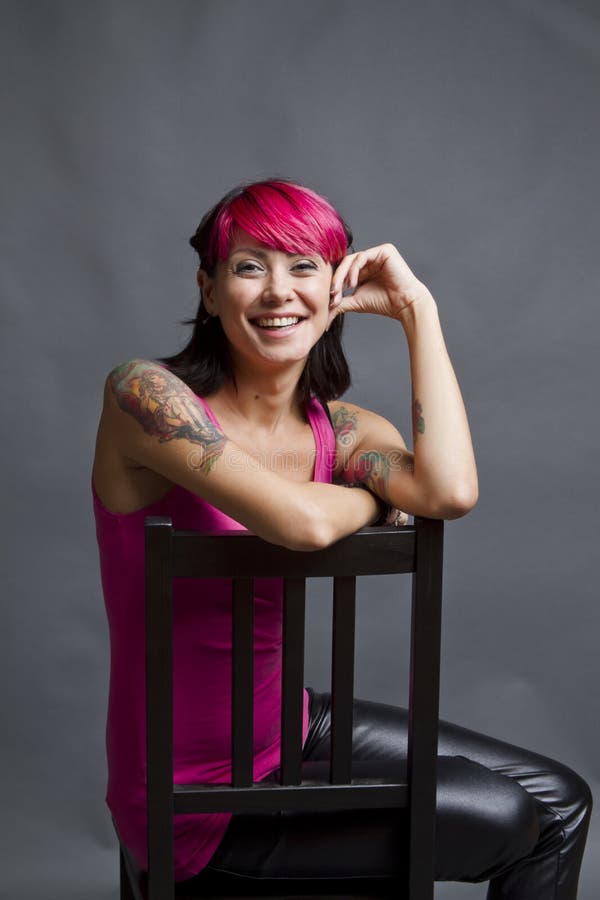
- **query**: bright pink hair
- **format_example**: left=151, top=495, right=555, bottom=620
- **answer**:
left=190, top=179, right=351, bottom=272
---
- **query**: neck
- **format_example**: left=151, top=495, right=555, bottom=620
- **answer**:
left=217, top=363, right=307, bottom=432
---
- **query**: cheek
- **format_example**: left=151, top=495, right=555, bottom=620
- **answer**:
left=311, top=283, right=332, bottom=312
left=216, top=286, right=251, bottom=320
left=319, top=295, right=332, bottom=321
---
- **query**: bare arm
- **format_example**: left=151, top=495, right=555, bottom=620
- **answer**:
left=105, top=360, right=383, bottom=550
left=398, top=292, right=478, bottom=516
left=328, top=245, right=478, bottom=519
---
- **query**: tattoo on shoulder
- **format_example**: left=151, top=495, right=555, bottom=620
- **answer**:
left=108, top=360, right=226, bottom=475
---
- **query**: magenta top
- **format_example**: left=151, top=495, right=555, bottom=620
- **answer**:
left=92, top=394, right=335, bottom=880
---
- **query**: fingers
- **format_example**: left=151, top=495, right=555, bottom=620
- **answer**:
left=326, top=253, right=363, bottom=328
left=329, top=243, right=426, bottom=322
left=347, top=254, right=363, bottom=291
left=330, top=250, right=366, bottom=301
left=326, top=294, right=345, bottom=330
left=384, top=507, right=409, bottom=527
left=328, top=254, right=358, bottom=326
left=330, top=244, right=399, bottom=301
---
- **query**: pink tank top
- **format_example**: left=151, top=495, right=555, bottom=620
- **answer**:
left=92, top=394, right=335, bottom=880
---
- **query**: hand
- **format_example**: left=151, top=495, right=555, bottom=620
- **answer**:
left=327, top=243, right=433, bottom=328
left=340, top=482, right=409, bottom=528
left=382, top=506, right=409, bottom=528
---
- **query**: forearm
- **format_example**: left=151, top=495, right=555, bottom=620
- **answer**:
left=397, top=291, right=478, bottom=516
left=201, top=455, right=383, bottom=551
left=295, top=481, right=383, bottom=548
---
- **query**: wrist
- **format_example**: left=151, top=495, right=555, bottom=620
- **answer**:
left=341, top=481, right=383, bottom=524
left=392, top=288, right=438, bottom=333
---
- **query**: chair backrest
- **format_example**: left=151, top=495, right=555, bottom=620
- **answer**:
left=143, top=516, right=444, bottom=900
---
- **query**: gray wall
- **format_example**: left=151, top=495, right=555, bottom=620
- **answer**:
left=1, top=1, right=598, bottom=898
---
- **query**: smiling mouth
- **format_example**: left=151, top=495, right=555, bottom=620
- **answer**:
left=251, top=316, right=305, bottom=330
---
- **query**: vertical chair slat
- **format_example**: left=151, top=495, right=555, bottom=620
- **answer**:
left=145, top=517, right=174, bottom=900
left=232, top=577, right=254, bottom=787
left=407, top=517, right=444, bottom=900
left=280, top=577, right=306, bottom=785
left=331, top=575, right=356, bottom=784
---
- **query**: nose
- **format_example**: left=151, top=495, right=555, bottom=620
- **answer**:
left=262, top=266, right=295, bottom=305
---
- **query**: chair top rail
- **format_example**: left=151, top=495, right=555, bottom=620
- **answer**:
left=173, top=781, right=409, bottom=814
left=160, top=524, right=417, bottom=578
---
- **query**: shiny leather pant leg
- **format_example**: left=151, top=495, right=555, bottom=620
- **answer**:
left=204, top=690, right=592, bottom=899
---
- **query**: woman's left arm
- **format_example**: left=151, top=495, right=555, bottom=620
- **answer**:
left=329, top=244, right=478, bottom=520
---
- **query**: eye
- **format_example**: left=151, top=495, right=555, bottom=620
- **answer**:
left=234, top=261, right=264, bottom=274
left=293, top=260, right=318, bottom=272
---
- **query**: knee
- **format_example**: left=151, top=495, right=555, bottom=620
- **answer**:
left=574, top=770, right=593, bottom=821
left=540, top=761, right=593, bottom=831
left=435, top=757, right=540, bottom=881
left=489, top=778, right=540, bottom=863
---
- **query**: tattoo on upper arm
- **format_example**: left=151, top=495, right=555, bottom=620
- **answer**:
left=344, top=450, right=395, bottom=503
left=331, top=404, right=359, bottom=467
left=332, top=404, right=412, bottom=500
left=413, top=397, right=425, bottom=438
left=331, top=405, right=358, bottom=445
left=108, top=360, right=226, bottom=475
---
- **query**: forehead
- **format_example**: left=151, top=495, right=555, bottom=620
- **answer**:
left=227, top=229, right=323, bottom=260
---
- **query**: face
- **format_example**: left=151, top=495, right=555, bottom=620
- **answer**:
left=198, top=231, right=334, bottom=374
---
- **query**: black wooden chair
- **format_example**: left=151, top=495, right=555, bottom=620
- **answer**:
left=117, top=515, right=444, bottom=900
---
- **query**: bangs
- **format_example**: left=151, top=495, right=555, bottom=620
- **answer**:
left=207, top=181, right=350, bottom=268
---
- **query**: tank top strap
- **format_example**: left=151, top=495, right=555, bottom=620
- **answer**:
left=305, top=396, right=336, bottom=484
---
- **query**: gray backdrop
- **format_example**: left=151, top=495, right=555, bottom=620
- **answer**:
left=2, top=1, right=598, bottom=898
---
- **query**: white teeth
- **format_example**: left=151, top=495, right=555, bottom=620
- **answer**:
left=256, top=316, right=300, bottom=328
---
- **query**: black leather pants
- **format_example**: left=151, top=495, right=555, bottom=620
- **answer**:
left=201, top=690, right=592, bottom=898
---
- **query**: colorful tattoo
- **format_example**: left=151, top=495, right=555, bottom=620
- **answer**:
left=108, top=360, right=227, bottom=475
left=340, top=446, right=408, bottom=498
left=333, top=402, right=411, bottom=501
left=413, top=397, right=425, bottom=438
left=331, top=404, right=359, bottom=460
left=345, top=450, right=393, bottom=503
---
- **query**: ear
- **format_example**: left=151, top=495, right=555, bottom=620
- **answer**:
left=197, top=269, right=217, bottom=315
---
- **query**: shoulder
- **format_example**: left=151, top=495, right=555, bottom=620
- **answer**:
left=99, top=359, right=196, bottom=456
left=102, top=358, right=196, bottom=415
left=327, top=399, right=406, bottom=445
left=98, top=360, right=161, bottom=457
left=104, top=358, right=171, bottom=394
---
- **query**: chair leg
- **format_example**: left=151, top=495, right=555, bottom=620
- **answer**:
left=120, top=847, right=136, bottom=900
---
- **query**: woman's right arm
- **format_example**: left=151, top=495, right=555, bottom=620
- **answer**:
left=104, top=360, right=381, bottom=550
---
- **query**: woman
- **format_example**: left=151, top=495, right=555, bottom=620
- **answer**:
left=92, top=179, right=591, bottom=897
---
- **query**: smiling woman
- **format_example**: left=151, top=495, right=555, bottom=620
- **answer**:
left=91, top=178, right=591, bottom=895
left=197, top=235, right=334, bottom=370
left=164, top=180, right=353, bottom=406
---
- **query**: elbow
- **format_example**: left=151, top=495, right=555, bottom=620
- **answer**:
left=290, top=519, right=335, bottom=552
left=427, top=481, right=479, bottom=521
left=262, top=488, right=336, bottom=552
left=279, top=507, right=335, bottom=553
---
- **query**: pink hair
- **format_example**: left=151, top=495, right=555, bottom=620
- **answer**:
left=204, top=180, right=350, bottom=269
